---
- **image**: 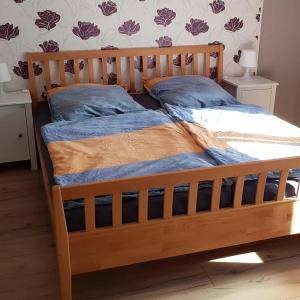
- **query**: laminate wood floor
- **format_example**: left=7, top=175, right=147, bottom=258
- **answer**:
left=1, top=163, right=300, bottom=300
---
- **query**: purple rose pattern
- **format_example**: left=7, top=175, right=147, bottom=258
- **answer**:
left=35, top=10, right=60, bottom=31
left=42, top=83, right=61, bottom=99
left=210, top=67, right=217, bottom=80
left=208, top=41, right=225, bottom=58
left=39, top=40, right=59, bottom=52
left=108, top=72, right=117, bottom=85
left=185, top=19, right=209, bottom=36
left=13, top=61, right=42, bottom=79
left=173, top=54, right=193, bottom=66
left=156, top=36, right=173, bottom=48
left=233, top=50, right=242, bottom=63
left=225, top=17, right=244, bottom=32
left=5, top=2, right=262, bottom=83
left=99, top=1, right=117, bottom=16
left=101, top=45, right=118, bottom=64
left=64, top=60, right=84, bottom=74
left=154, top=8, right=176, bottom=27
left=209, top=1, right=225, bottom=14
left=134, top=56, right=156, bottom=72
left=73, top=22, right=100, bottom=40
left=0, top=23, right=19, bottom=40
left=118, top=20, right=140, bottom=36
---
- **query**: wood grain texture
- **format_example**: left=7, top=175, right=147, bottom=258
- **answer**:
left=164, top=186, right=174, bottom=219
left=193, top=53, right=199, bottom=75
left=188, top=182, right=198, bottom=216
left=180, top=54, right=186, bottom=75
left=139, top=190, right=148, bottom=223
left=43, top=61, right=51, bottom=90
left=2, top=164, right=300, bottom=300
left=87, top=58, right=95, bottom=83
left=155, top=55, right=161, bottom=77
left=129, top=56, right=135, bottom=93
left=256, top=172, right=268, bottom=204
left=52, top=187, right=72, bottom=300
left=59, top=60, right=66, bottom=86
left=113, top=192, right=122, bottom=227
left=27, top=44, right=225, bottom=109
left=168, top=54, right=173, bottom=76
left=84, top=197, right=95, bottom=231
left=211, top=178, right=222, bottom=211
left=233, top=176, right=245, bottom=208
left=28, top=44, right=300, bottom=300
left=69, top=200, right=300, bottom=275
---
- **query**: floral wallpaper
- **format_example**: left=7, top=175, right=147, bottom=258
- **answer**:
left=0, top=0, right=263, bottom=93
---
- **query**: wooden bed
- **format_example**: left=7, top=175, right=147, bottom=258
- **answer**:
left=27, top=45, right=300, bottom=300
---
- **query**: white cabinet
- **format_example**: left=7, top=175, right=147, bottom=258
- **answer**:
left=0, top=91, right=37, bottom=170
left=223, top=76, right=278, bottom=113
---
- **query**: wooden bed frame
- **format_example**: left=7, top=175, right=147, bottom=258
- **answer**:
left=27, top=45, right=300, bottom=300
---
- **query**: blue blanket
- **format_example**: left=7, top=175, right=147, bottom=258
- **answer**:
left=42, top=110, right=218, bottom=186
left=165, top=103, right=300, bottom=179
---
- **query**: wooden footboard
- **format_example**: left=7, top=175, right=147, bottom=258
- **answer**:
left=51, top=156, right=300, bottom=299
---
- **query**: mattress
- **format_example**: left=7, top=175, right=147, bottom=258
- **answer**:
left=35, top=95, right=297, bottom=232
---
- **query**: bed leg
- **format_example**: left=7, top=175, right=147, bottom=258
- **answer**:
left=53, top=186, right=72, bottom=300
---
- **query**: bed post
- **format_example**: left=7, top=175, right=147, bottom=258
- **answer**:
left=26, top=53, right=39, bottom=113
left=52, top=186, right=72, bottom=300
left=217, top=44, right=224, bottom=84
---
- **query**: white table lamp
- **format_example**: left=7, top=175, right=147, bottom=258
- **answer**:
left=239, top=50, right=257, bottom=78
left=0, top=62, right=11, bottom=99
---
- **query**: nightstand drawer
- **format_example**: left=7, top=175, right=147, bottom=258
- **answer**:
left=0, top=105, right=30, bottom=163
left=239, top=88, right=272, bottom=111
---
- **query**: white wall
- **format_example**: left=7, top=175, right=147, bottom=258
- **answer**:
left=259, top=0, right=300, bottom=125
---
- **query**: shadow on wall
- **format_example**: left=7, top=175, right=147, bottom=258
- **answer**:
left=258, top=0, right=300, bottom=126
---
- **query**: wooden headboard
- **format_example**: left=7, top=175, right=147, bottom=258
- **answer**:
left=27, top=44, right=224, bottom=111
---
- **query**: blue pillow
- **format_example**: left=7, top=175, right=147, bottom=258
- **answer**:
left=147, top=76, right=239, bottom=108
left=48, top=84, right=146, bottom=122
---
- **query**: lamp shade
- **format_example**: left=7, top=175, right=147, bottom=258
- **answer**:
left=239, top=50, right=257, bottom=68
left=0, top=62, right=11, bottom=83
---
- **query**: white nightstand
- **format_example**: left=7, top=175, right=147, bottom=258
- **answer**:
left=223, top=76, right=279, bottom=113
left=0, top=90, right=37, bottom=170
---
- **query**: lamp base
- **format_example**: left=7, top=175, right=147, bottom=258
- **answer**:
left=242, top=67, right=254, bottom=78
left=0, top=83, right=8, bottom=100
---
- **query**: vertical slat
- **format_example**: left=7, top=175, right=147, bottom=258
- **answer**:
left=43, top=61, right=51, bottom=90
left=27, top=56, right=38, bottom=111
left=73, top=59, right=80, bottom=83
left=52, top=187, right=72, bottom=300
left=168, top=54, right=173, bottom=76
left=297, top=178, right=300, bottom=200
left=85, top=197, right=95, bottom=231
left=204, top=52, right=210, bottom=77
left=233, top=176, right=245, bottom=208
left=211, top=178, right=222, bottom=211
left=112, top=192, right=122, bottom=227
left=129, top=56, right=135, bottom=92
left=87, top=58, right=95, bottom=83
left=217, top=44, right=224, bottom=84
left=180, top=54, right=186, bottom=75
left=155, top=55, right=161, bottom=77
left=58, top=60, right=66, bottom=86
left=193, top=53, right=199, bottom=75
left=188, top=182, right=198, bottom=215
left=276, top=170, right=289, bottom=201
left=115, top=56, right=122, bottom=85
left=139, top=189, right=148, bottom=223
left=164, top=186, right=173, bottom=219
left=255, top=172, right=268, bottom=204
left=142, top=56, right=148, bottom=81
left=102, top=56, right=108, bottom=84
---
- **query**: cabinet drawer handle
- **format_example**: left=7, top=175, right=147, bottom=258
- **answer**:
left=18, top=134, right=23, bottom=138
